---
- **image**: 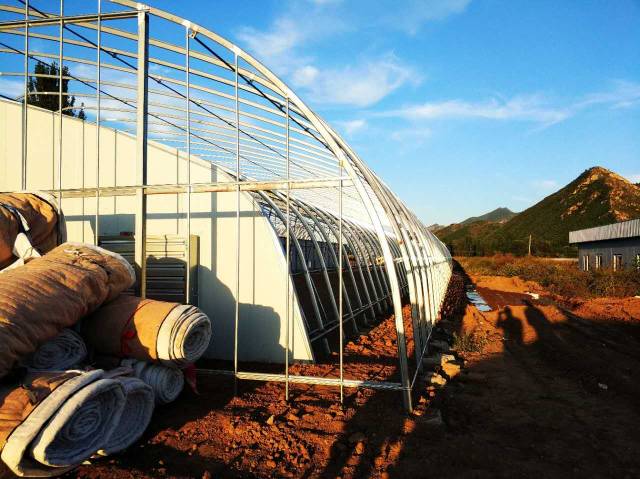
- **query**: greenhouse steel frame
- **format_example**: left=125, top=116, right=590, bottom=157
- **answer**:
left=0, top=0, right=452, bottom=411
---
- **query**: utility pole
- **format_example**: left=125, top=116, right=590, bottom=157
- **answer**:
left=528, top=234, right=532, bottom=256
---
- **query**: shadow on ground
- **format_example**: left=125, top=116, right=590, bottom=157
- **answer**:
left=73, top=270, right=640, bottom=479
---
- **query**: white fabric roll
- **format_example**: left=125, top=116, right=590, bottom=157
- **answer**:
left=98, top=377, right=154, bottom=455
left=121, top=359, right=184, bottom=404
left=27, top=329, right=87, bottom=371
left=29, top=378, right=125, bottom=467
left=157, top=305, right=211, bottom=367
left=1, top=370, right=125, bottom=477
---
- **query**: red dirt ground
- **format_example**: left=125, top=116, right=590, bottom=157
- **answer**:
left=68, top=271, right=640, bottom=479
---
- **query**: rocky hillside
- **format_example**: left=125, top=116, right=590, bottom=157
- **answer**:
left=437, top=166, right=640, bottom=256
left=461, top=207, right=517, bottom=225
left=436, top=207, right=515, bottom=239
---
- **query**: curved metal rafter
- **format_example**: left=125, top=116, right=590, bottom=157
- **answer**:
left=0, top=0, right=452, bottom=411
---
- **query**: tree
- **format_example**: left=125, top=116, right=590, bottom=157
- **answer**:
left=27, top=61, right=78, bottom=117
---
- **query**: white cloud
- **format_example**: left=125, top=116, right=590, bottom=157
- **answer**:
left=292, top=65, right=319, bottom=87
left=390, top=126, right=432, bottom=142
left=237, top=18, right=305, bottom=64
left=383, top=94, right=570, bottom=125
left=337, top=119, right=367, bottom=136
left=235, top=6, right=418, bottom=107
left=292, top=54, right=417, bottom=107
left=577, top=80, right=640, bottom=110
left=235, top=10, right=345, bottom=75
left=237, top=0, right=471, bottom=61
left=379, top=79, right=640, bottom=129
left=390, top=0, right=472, bottom=34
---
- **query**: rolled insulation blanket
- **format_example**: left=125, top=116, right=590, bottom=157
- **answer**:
left=0, top=370, right=126, bottom=477
left=0, top=243, right=135, bottom=379
left=121, top=359, right=184, bottom=404
left=98, top=377, right=154, bottom=455
left=82, top=295, right=212, bottom=367
left=26, top=329, right=87, bottom=371
left=0, top=192, right=65, bottom=271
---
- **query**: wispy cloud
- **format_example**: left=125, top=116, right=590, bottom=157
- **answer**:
left=576, top=79, right=640, bottom=110
left=292, top=54, right=417, bottom=107
left=336, top=119, right=367, bottom=136
left=237, top=18, right=307, bottom=67
left=235, top=6, right=346, bottom=75
left=390, top=126, right=432, bottom=143
left=235, top=5, right=418, bottom=107
left=382, top=94, right=571, bottom=126
left=379, top=79, right=640, bottom=129
left=387, top=0, right=472, bottom=34
left=237, top=0, right=472, bottom=60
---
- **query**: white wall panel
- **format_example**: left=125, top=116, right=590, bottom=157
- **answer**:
left=0, top=99, right=312, bottom=363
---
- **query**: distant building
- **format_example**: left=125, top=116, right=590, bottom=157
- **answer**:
left=569, top=219, right=640, bottom=271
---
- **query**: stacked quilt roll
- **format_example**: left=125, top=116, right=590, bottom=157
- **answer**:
left=82, top=295, right=212, bottom=367
left=0, top=243, right=135, bottom=378
left=97, top=376, right=154, bottom=456
left=0, top=192, right=65, bottom=271
left=0, top=213, right=213, bottom=476
left=120, top=359, right=184, bottom=405
left=0, top=370, right=126, bottom=477
left=26, top=329, right=87, bottom=371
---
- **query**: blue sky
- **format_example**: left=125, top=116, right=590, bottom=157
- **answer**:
left=3, top=0, right=639, bottom=225
left=171, top=0, right=640, bottom=225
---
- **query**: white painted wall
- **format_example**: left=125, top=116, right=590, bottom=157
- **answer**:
left=0, top=99, right=313, bottom=363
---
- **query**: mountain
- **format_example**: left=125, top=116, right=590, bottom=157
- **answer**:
left=427, top=224, right=444, bottom=232
left=434, top=220, right=502, bottom=252
left=434, top=207, right=517, bottom=241
left=460, top=207, right=517, bottom=225
left=436, top=166, right=640, bottom=257
left=435, top=208, right=515, bottom=253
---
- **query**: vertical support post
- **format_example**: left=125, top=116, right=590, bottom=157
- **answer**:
left=334, top=148, right=412, bottom=411
left=285, top=97, right=290, bottom=401
left=233, top=52, right=240, bottom=391
left=134, top=9, right=149, bottom=298
left=57, top=0, right=63, bottom=211
left=338, top=165, right=344, bottom=405
left=95, top=0, right=101, bottom=245
left=21, top=0, right=29, bottom=190
left=185, top=27, right=192, bottom=305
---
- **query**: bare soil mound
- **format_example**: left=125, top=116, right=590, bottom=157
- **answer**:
left=471, top=274, right=542, bottom=294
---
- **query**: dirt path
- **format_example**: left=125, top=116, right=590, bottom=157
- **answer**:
left=70, top=272, right=640, bottom=479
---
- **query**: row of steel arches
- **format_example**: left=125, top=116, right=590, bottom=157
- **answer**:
left=255, top=190, right=411, bottom=358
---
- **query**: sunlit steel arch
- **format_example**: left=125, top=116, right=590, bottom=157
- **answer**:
left=123, top=0, right=432, bottom=407
left=320, top=123, right=453, bottom=365
left=0, top=0, right=452, bottom=411
left=320, top=124, right=436, bottom=368
left=298, top=201, right=372, bottom=323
